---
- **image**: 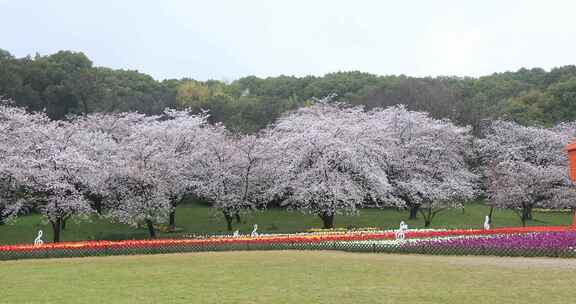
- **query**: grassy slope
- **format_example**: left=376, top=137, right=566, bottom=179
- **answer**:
left=1, top=251, right=575, bottom=304
left=0, top=201, right=572, bottom=244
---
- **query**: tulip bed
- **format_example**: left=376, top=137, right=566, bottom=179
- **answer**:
left=1, top=225, right=575, bottom=260
left=399, top=231, right=576, bottom=257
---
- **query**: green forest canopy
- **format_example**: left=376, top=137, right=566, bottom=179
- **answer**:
left=2, top=48, right=576, bottom=133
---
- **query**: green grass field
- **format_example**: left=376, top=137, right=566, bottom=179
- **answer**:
left=0, top=201, right=572, bottom=244
left=1, top=251, right=575, bottom=304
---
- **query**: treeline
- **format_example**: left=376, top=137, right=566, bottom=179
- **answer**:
left=2, top=48, right=576, bottom=132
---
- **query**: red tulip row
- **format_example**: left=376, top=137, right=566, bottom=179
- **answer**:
left=1, top=225, right=574, bottom=253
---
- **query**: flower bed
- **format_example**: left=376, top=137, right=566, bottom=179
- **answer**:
left=400, top=231, right=576, bottom=257
left=305, top=227, right=380, bottom=233
left=0, top=225, right=574, bottom=260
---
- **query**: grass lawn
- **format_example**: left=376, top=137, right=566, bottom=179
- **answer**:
left=1, top=251, right=575, bottom=304
left=0, top=200, right=572, bottom=244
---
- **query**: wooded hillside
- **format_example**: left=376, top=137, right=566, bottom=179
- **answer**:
left=2, top=49, right=576, bottom=132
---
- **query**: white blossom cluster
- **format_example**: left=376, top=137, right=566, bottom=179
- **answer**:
left=477, top=120, right=576, bottom=224
left=266, top=101, right=478, bottom=227
left=2, top=96, right=576, bottom=241
left=1, top=103, right=222, bottom=239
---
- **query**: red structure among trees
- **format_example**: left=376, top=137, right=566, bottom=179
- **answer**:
left=565, top=142, right=576, bottom=226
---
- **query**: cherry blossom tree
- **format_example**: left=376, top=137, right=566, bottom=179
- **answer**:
left=70, top=112, right=158, bottom=214
left=192, top=130, right=273, bottom=231
left=367, top=106, right=479, bottom=227
left=99, top=109, right=211, bottom=237
left=1, top=103, right=39, bottom=223
left=1, top=103, right=105, bottom=242
left=150, top=109, right=213, bottom=230
left=0, top=102, right=21, bottom=223
left=72, top=110, right=206, bottom=233
left=477, top=120, right=576, bottom=226
left=101, top=132, right=172, bottom=237
left=266, top=101, right=398, bottom=229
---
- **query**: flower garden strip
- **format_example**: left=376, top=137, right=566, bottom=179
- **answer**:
left=402, top=231, right=576, bottom=257
left=1, top=225, right=575, bottom=260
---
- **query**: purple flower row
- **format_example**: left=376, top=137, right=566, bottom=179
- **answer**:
left=403, top=231, right=576, bottom=252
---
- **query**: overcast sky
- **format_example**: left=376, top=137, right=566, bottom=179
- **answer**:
left=2, top=0, right=576, bottom=81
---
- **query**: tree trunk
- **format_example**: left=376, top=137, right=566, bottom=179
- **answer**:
left=223, top=211, right=233, bottom=231
left=319, top=213, right=334, bottom=229
left=520, top=216, right=526, bottom=227
left=87, top=193, right=103, bottom=214
left=168, top=210, right=176, bottom=230
left=521, top=207, right=531, bottom=225
left=235, top=212, right=241, bottom=224
left=145, top=220, right=156, bottom=238
left=525, top=205, right=533, bottom=220
left=420, top=207, right=433, bottom=228
left=61, top=218, right=67, bottom=231
left=488, top=206, right=494, bottom=225
left=168, top=198, right=179, bottom=230
left=94, top=198, right=103, bottom=214
left=51, top=218, right=61, bottom=243
left=409, top=205, right=419, bottom=220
